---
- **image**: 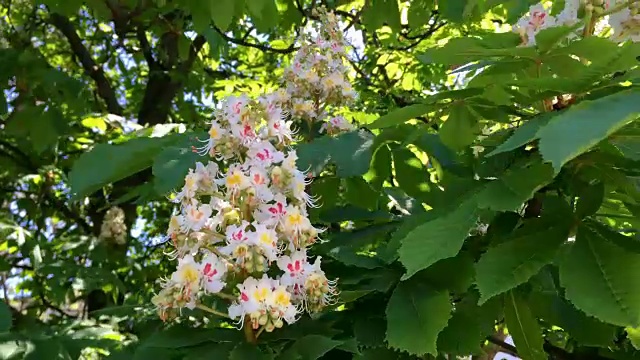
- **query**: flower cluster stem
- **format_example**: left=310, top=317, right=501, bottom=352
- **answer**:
left=244, top=318, right=257, bottom=344
left=196, top=303, right=230, bottom=318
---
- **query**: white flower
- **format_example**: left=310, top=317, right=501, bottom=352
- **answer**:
left=254, top=194, right=288, bottom=226
left=609, top=6, right=640, bottom=42
left=277, top=250, right=308, bottom=288
left=196, top=121, right=226, bottom=156
left=199, top=251, right=227, bottom=293
left=249, top=222, right=280, bottom=261
left=183, top=201, right=212, bottom=232
left=174, top=170, right=200, bottom=203
left=219, top=164, right=250, bottom=194
left=194, top=161, right=219, bottom=192
left=247, top=142, right=285, bottom=168
left=169, top=254, right=201, bottom=309
left=224, top=95, right=251, bottom=124
left=513, top=4, right=557, bottom=46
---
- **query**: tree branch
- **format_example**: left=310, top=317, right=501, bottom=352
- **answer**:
left=213, top=25, right=298, bottom=54
left=48, top=13, right=124, bottom=115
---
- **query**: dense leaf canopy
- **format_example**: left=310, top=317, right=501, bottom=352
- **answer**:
left=1, top=0, right=640, bottom=359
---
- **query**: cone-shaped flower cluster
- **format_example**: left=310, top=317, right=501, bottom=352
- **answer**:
left=99, top=206, right=127, bottom=245
left=512, top=0, right=640, bottom=46
left=152, top=9, right=349, bottom=333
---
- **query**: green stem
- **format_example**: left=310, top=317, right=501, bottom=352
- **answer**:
left=196, top=303, right=230, bottom=318
left=255, top=325, right=266, bottom=339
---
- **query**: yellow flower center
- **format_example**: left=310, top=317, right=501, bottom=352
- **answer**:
left=273, top=289, right=291, bottom=307
left=287, top=212, right=302, bottom=226
left=209, top=126, right=219, bottom=138
left=180, top=266, right=199, bottom=284
left=253, top=287, right=270, bottom=302
left=259, top=232, right=274, bottom=246
left=226, top=172, right=243, bottom=187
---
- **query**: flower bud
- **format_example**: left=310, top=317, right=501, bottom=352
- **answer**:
left=258, top=314, right=269, bottom=325
left=274, top=318, right=284, bottom=328
left=265, top=323, right=276, bottom=333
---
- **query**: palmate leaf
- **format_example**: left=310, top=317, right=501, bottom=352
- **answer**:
left=398, top=198, right=478, bottom=280
left=537, top=89, right=640, bottom=173
left=475, top=222, right=570, bottom=304
left=559, top=224, right=640, bottom=327
left=386, top=281, right=452, bottom=356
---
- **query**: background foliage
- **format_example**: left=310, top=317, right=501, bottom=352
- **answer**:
left=1, top=0, right=640, bottom=359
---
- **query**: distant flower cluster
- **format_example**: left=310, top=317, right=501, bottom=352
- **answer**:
left=512, top=0, right=640, bottom=46
left=152, top=9, right=351, bottom=334
left=99, top=206, right=127, bottom=245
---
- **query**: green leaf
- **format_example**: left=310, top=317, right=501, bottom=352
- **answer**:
left=209, top=0, right=235, bottom=31
left=504, top=290, right=547, bottom=360
left=530, top=292, right=617, bottom=347
left=362, top=0, right=401, bottom=31
left=386, top=281, right=452, bottom=356
left=439, top=0, right=469, bottom=23
left=5, top=106, right=64, bottom=154
left=398, top=199, right=478, bottom=280
left=367, top=103, right=432, bottom=129
left=476, top=160, right=555, bottom=212
left=437, top=295, right=502, bottom=355
left=418, top=33, right=532, bottom=66
left=627, top=327, right=640, bottom=350
left=280, top=335, right=342, bottom=360
left=0, top=302, right=11, bottom=331
left=152, top=136, right=204, bottom=195
left=184, top=342, right=235, bottom=360
left=439, top=103, right=479, bottom=150
left=610, top=124, right=640, bottom=161
left=365, top=145, right=392, bottom=191
left=81, top=116, right=107, bottom=132
left=475, top=223, right=569, bottom=304
left=296, top=130, right=375, bottom=177
left=417, top=252, right=476, bottom=293
left=246, top=0, right=278, bottom=32
left=392, top=147, right=438, bottom=203
left=142, top=326, right=239, bottom=348
left=487, top=113, right=554, bottom=157
left=590, top=221, right=640, bottom=254
left=559, top=225, right=640, bottom=327
left=535, top=25, right=576, bottom=53
left=537, top=90, right=640, bottom=173
left=229, top=343, right=272, bottom=360
left=69, top=134, right=183, bottom=199
left=408, top=0, right=434, bottom=27
left=575, top=181, right=605, bottom=219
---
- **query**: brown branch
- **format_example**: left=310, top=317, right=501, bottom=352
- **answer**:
left=48, top=13, right=123, bottom=116
left=137, top=35, right=206, bottom=126
left=486, top=336, right=518, bottom=357
left=212, top=25, right=298, bottom=54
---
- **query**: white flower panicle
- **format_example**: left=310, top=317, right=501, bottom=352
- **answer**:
left=153, top=9, right=344, bottom=332
left=512, top=0, right=640, bottom=46
left=99, top=206, right=127, bottom=245
left=282, top=8, right=356, bottom=133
